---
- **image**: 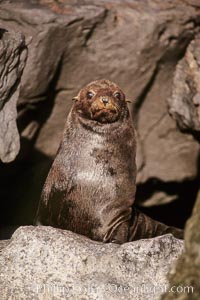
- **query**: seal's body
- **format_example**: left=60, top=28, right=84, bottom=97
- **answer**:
left=36, top=79, right=183, bottom=242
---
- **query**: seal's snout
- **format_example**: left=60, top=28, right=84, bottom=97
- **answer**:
left=101, top=97, right=109, bottom=105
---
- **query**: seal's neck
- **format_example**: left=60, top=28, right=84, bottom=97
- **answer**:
left=71, top=107, right=130, bottom=135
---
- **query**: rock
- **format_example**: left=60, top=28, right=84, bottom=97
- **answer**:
left=0, top=226, right=183, bottom=300
left=160, top=36, right=200, bottom=300
left=168, top=37, right=200, bottom=133
left=0, top=29, right=27, bottom=163
left=0, top=240, right=9, bottom=251
left=161, top=191, right=200, bottom=300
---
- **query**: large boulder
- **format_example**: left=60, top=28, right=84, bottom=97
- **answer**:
left=168, top=37, right=200, bottom=133
left=160, top=37, right=200, bottom=299
left=0, top=29, right=27, bottom=163
left=0, top=226, right=183, bottom=300
left=161, top=191, right=200, bottom=300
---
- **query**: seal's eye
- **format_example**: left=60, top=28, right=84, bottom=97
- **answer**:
left=114, top=92, right=121, bottom=100
left=87, top=91, right=94, bottom=99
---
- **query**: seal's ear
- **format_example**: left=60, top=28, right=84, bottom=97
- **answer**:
left=126, top=99, right=132, bottom=103
left=72, top=96, right=79, bottom=102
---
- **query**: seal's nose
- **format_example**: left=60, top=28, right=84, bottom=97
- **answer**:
left=102, top=97, right=109, bottom=105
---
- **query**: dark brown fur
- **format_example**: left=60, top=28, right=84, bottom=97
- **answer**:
left=35, top=79, right=183, bottom=243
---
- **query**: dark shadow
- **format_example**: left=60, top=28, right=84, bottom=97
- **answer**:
left=136, top=177, right=199, bottom=229
left=0, top=28, right=8, bottom=38
left=0, top=143, right=53, bottom=227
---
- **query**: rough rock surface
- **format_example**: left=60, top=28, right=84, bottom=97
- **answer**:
left=0, top=226, right=183, bottom=300
left=0, top=29, right=27, bottom=163
left=168, top=37, right=200, bottom=133
left=0, top=0, right=200, bottom=221
left=161, top=191, right=200, bottom=300
left=162, top=73, right=200, bottom=299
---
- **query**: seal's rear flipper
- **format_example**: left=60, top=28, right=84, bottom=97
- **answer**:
left=128, top=208, right=183, bottom=241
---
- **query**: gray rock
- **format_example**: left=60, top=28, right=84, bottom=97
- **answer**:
left=0, top=226, right=183, bottom=300
left=161, top=191, right=200, bottom=300
left=168, top=37, right=200, bottom=132
left=0, top=29, right=27, bottom=163
left=0, top=240, right=9, bottom=251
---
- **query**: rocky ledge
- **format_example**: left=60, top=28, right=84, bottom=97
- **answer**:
left=0, top=226, right=183, bottom=300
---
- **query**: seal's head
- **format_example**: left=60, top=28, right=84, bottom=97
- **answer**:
left=73, top=79, right=129, bottom=123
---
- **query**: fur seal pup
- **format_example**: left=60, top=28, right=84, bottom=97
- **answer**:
left=35, top=79, right=183, bottom=243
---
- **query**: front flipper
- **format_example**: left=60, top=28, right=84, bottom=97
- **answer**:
left=128, top=208, right=183, bottom=241
left=34, top=164, right=71, bottom=228
left=102, top=207, right=131, bottom=244
left=110, top=222, right=129, bottom=244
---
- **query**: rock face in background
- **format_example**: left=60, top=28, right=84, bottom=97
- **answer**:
left=0, top=29, right=27, bottom=163
left=0, top=0, right=199, bottom=225
left=161, top=38, right=200, bottom=300
left=168, top=37, right=200, bottom=133
left=0, top=226, right=184, bottom=300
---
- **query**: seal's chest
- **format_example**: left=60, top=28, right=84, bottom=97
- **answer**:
left=75, top=146, right=115, bottom=185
